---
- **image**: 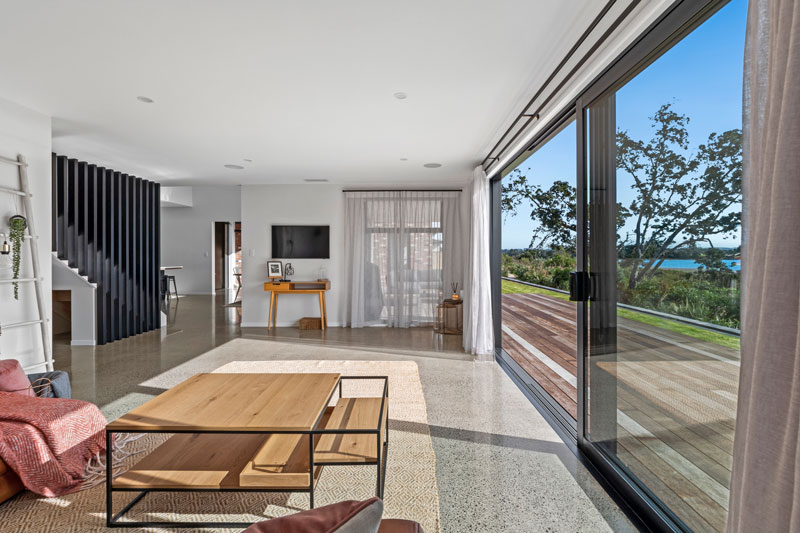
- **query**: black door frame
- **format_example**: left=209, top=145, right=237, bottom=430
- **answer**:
left=492, top=107, right=581, bottom=444
left=489, top=1, right=733, bottom=531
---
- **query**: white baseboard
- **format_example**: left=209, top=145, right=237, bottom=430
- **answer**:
left=240, top=322, right=342, bottom=328
left=240, top=322, right=268, bottom=328
left=71, top=339, right=96, bottom=346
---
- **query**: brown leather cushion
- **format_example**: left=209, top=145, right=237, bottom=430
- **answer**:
left=0, top=457, right=23, bottom=505
left=244, top=497, right=383, bottom=533
left=378, top=519, right=423, bottom=533
left=0, top=465, right=24, bottom=505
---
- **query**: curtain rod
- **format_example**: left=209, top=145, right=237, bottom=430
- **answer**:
left=343, top=189, right=462, bottom=193
left=481, top=0, right=628, bottom=173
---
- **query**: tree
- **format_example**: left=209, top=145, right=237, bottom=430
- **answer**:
left=502, top=103, right=742, bottom=289
left=617, top=103, right=741, bottom=289
left=695, top=247, right=733, bottom=273
left=502, top=176, right=576, bottom=252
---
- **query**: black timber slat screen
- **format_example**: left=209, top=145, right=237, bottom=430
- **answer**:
left=115, top=171, right=124, bottom=341
left=52, top=154, right=65, bottom=258
left=52, top=153, right=161, bottom=345
left=119, top=172, right=128, bottom=340
left=76, top=162, right=86, bottom=277
left=151, top=181, right=160, bottom=330
left=66, top=159, right=77, bottom=266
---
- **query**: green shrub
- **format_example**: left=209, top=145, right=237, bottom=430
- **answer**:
left=504, top=251, right=740, bottom=328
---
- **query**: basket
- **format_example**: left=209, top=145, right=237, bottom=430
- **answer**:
left=299, top=317, right=322, bottom=330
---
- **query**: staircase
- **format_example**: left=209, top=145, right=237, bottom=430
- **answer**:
left=53, top=253, right=97, bottom=288
left=52, top=153, right=162, bottom=345
left=51, top=253, right=100, bottom=345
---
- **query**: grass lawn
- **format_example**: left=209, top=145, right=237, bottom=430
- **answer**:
left=501, top=279, right=740, bottom=350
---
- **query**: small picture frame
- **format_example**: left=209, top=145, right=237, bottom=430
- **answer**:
left=267, top=260, right=283, bottom=280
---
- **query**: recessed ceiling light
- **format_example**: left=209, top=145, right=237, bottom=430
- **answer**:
left=393, top=92, right=407, bottom=100
left=400, top=158, right=408, bottom=161
left=224, top=164, right=244, bottom=170
left=423, top=163, right=442, bottom=168
left=304, top=178, right=329, bottom=183
left=136, top=96, right=155, bottom=103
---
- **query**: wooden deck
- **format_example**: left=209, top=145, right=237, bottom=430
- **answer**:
left=501, top=292, right=739, bottom=533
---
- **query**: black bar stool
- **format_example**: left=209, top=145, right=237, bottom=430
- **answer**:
left=161, top=271, right=178, bottom=302
left=166, top=274, right=178, bottom=299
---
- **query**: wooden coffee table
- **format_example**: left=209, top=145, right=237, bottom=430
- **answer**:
left=105, top=373, right=389, bottom=529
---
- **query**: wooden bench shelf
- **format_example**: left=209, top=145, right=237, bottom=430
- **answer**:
left=240, top=433, right=322, bottom=488
left=115, top=433, right=324, bottom=491
left=315, top=398, right=387, bottom=464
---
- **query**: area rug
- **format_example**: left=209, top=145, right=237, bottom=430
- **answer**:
left=0, top=347, right=441, bottom=532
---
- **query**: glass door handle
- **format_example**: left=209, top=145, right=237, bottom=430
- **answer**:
left=569, top=271, right=591, bottom=302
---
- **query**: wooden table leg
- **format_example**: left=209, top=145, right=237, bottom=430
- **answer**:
left=273, top=294, right=279, bottom=329
left=318, top=292, right=326, bottom=331
left=268, top=292, right=274, bottom=329
left=321, top=292, right=327, bottom=329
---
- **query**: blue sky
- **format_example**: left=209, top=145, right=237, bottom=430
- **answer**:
left=502, top=0, right=747, bottom=250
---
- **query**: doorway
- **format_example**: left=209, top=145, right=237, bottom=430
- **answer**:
left=214, top=222, right=228, bottom=290
left=214, top=221, right=242, bottom=305
left=232, top=222, right=242, bottom=303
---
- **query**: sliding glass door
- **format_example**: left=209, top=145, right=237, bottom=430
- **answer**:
left=580, top=1, right=745, bottom=530
left=492, top=0, right=746, bottom=530
left=499, top=119, right=578, bottom=429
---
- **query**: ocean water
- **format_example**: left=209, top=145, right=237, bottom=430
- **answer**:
left=653, top=259, right=741, bottom=271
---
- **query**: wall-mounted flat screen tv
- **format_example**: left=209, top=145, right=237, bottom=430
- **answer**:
left=271, top=225, right=330, bottom=259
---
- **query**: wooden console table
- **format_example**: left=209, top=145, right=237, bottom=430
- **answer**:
left=264, top=280, right=330, bottom=330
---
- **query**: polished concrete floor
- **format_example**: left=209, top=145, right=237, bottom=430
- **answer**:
left=54, top=293, right=635, bottom=532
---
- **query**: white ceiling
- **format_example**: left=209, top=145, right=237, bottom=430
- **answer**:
left=0, top=0, right=601, bottom=186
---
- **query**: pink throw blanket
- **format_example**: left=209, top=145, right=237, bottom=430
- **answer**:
left=0, top=391, right=108, bottom=497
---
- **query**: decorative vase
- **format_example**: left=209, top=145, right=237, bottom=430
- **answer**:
left=0, top=232, right=11, bottom=279
left=450, top=282, right=459, bottom=301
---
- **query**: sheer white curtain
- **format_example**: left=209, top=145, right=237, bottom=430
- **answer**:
left=463, top=166, right=494, bottom=355
left=342, top=191, right=463, bottom=328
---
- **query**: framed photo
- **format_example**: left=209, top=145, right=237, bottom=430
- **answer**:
left=267, top=260, right=283, bottom=280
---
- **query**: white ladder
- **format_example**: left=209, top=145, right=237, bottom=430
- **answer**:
left=0, top=153, right=52, bottom=372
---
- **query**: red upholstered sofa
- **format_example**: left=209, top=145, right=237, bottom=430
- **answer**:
left=244, top=498, right=422, bottom=533
left=378, top=519, right=423, bottom=533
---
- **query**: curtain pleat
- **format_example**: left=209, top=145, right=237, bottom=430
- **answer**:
left=463, top=167, right=494, bottom=356
left=727, top=0, right=800, bottom=530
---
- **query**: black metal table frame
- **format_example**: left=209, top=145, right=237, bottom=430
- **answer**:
left=106, top=375, right=389, bottom=529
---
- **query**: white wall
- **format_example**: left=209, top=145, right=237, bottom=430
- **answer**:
left=241, top=185, right=343, bottom=327
left=0, top=97, right=52, bottom=370
left=160, top=186, right=240, bottom=295
left=160, top=186, right=193, bottom=207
